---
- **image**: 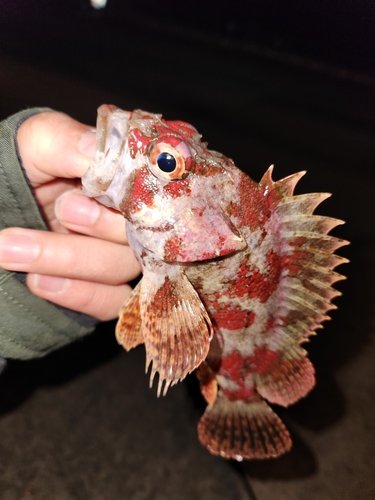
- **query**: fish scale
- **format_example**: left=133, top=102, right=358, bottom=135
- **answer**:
left=82, top=105, right=348, bottom=460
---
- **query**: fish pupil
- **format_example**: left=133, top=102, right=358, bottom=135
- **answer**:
left=157, top=152, right=177, bottom=172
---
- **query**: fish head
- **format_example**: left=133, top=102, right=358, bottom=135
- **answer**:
left=82, top=105, right=245, bottom=263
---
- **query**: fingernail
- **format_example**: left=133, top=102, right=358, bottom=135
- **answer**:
left=78, top=130, right=96, bottom=158
left=0, top=234, right=40, bottom=263
left=33, top=274, right=68, bottom=293
left=55, top=191, right=100, bottom=226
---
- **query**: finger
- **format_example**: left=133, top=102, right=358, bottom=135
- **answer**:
left=34, top=179, right=79, bottom=233
left=0, top=228, right=141, bottom=285
left=35, top=178, right=80, bottom=210
left=27, top=274, right=133, bottom=321
left=17, top=111, right=96, bottom=187
left=55, top=188, right=128, bottom=244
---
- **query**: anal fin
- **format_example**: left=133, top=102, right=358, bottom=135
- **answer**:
left=115, top=281, right=144, bottom=350
left=198, top=393, right=292, bottom=460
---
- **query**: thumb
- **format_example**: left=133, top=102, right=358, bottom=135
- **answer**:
left=17, top=111, right=96, bottom=187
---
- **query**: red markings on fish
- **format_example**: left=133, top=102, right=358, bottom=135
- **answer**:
left=82, top=105, right=349, bottom=461
left=163, top=179, right=191, bottom=198
left=164, top=235, right=183, bottom=261
left=213, top=304, right=255, bottom=331
left=219, top=348, right=278, bottom=402
left=221, top=385, right=256, bottom=402
left=193, top=161, right=224, bottom=177
left=129, top=128, right=150, bottom=159
left=264, top=315, right=276, bottom=333
left=225, top=259, right=253, bottom=298
left=130, top=167, right=156, bottom=210
left=252, top=347, right=279, bottom=375
left=248, top=250, right=282, bottom=303
left=163, top=120, right=198, bottom=138
left=221, top=251, right=281, bottom=303
left=232, top=174, right=270, bottom=231
left=221, top=349, right=278, bottom=381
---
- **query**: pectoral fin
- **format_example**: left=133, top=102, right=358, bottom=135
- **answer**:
left=140, top=270, right=213, bottom=396
left=115, top=281, right=143, bottom=350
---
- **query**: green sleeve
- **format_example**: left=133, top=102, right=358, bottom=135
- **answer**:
left=0, top=108, right=98, bottom=360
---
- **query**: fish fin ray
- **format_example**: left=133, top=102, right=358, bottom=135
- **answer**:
left=115, top=281, right=143, bottom=350
left=197, top=394, right=292, bottom=460
left=260, top=168, right=348, bottom=345
left=196, top=361, right=218, bottom=405
left=141, top=271, right=213, bottom=393
left=260, top=167, right=306, bottom=196
left=256, top=344, right=316, bottom=406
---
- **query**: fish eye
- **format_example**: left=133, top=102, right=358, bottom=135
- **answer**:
left=148, top=139, right=189, bottom=181
left=157, top=152, right=177, bottom=173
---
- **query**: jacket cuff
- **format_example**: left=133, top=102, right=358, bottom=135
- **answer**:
left=0, top=108, right=98, bottom=360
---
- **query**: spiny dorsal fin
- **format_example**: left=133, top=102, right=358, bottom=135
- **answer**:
left=259, top=165, right=307, bottom=197
left=197, top=393, right=292, bottom=460
left=141, top=270, right=213, bottom=396
left=261, top=167, right=349, bottom=347
left=277, top=191, right=331, bottom=215
left=115, top=282, right=143, bottom=350
left=240, top=167, right=350, bottom=407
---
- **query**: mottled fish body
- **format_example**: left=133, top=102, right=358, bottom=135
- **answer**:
left=83, top=105, right=348, bottom=460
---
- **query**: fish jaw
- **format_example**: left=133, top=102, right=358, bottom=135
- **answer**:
left=82, top=106, right=166, bottom=213
left=82, top=104, right=132, bottom=208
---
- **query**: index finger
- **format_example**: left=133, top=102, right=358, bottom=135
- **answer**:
left=17, top=111, right=96, bottom=187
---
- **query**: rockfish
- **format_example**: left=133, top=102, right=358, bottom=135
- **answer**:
left=82, top=105, right=348, bottom=460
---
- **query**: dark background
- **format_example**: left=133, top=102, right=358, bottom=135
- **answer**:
left=0, top=1, right=374, bottom=499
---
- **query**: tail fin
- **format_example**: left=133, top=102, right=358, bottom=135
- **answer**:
left=197, top=394, right=292, bottom=460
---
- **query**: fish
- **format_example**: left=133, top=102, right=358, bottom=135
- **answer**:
left=82, top=104, right=348, bottom=460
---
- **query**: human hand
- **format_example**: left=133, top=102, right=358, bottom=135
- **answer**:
left=0, top=111, right=141, bottom=320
